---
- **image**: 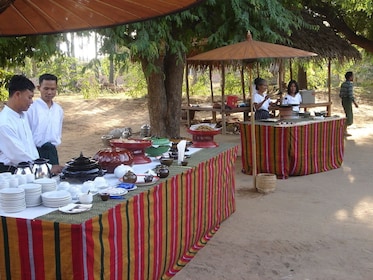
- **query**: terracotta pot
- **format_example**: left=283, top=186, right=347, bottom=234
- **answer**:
left=93, top=147, right=134, bottom=173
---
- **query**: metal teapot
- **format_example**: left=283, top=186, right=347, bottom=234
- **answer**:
left=121, top=127, right=132, bottom=139
left=15, top=161, right=33, bottom=175
left=32, top=158, right=52, bottom=179
left=140, top=124, right=151, bottom=137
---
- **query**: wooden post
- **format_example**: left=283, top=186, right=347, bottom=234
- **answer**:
left=221, top=65, right=226, bottom=134
left=327, top=58, right=332, bottom=116
left=209, top=65, right=216, bottom=122
left=185, top=62, right=191, bottom=127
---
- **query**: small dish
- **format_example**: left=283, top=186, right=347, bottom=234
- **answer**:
left=117, top=182, right=137, bottom=191
left=99, top=187, right=128, bottom=197
left=135, top=175, right=160, bottom=186
left=59, top=203, right=92, bottom=214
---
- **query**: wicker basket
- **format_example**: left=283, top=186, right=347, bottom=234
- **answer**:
left=256, top=173, right=276, bottom=194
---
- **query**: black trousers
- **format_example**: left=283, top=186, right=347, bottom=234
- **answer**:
left=37, top=142, right=59, bottom=165
left=0, top=163, right=16, bottom=174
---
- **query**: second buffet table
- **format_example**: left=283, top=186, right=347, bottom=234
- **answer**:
left=240, top=117, right=345, bottom=179
left=0, top=143, right=238, bottom=280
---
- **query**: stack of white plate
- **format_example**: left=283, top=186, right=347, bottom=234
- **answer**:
left=34, top=178, right=57, bottom=193
left=41, top=190, right=72, bottom=208
left=0, top=188, right=26, bottom=212
left=18, top=183, right=42, bottom=207
left=0, top=179, right=9, bottom=189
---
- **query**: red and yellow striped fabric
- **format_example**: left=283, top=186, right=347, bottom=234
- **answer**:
left=240, top=118, right=345, bottom=179
left=0, top=145, right=238, bottom=280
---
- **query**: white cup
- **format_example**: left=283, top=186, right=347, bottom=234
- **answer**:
left=79, top=193, right=93, bottom=204
left=58, top=181, right=70, bottom=191
left=8, top=176, right=19, bottom=188
left=26, top=173, right=35, bottom=183
left=16, top=174, right=27, bottom=185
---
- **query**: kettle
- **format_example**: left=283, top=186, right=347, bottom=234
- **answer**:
left=33, top=158, right=52, bottom=179
left=121, top=127, right=132, bottom=139
left=15, top=161, right=33, bottom=175
left=140, top=124, right=151, bottom=137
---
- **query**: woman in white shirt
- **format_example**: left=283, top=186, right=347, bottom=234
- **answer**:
left=282, top=80, right=302, bottom=112
left=253, top=78, right=275, bottom=120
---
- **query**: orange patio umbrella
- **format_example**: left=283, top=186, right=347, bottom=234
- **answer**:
left=187, top=32, right=317, bottom=189
left=0, top=0, right=204, bottom=36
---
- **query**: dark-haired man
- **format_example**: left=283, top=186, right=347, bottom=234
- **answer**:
left=0, top=75, right=39, bottom=173
left=339, top=71, right=358, bottom=136
left=0, top=75, right=62, bottom=174
left=26, top=73, right=64, bottom=174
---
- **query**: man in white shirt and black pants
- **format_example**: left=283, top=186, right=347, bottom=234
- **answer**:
left=26, top=73, right=64, bottom=174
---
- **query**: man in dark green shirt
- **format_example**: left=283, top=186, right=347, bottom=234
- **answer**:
left=339, top=71, right=358, bottom=136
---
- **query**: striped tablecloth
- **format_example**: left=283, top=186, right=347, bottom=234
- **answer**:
left=0, top=143, right=238, bottom=280
left=240, top=118, right=345, bottom=179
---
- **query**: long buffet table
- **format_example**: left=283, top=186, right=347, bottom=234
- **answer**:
left=0, top=143, right=238, bottom=280
left=240, top=117, right=345, bottom=179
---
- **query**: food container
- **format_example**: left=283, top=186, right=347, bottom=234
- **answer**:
left=145, top=137, right=170, bottom=157
left=187, top=124, right=221, bottom=148
left=60, top=152, right=105, bottom=183
left=110, top=138, right=152, bottom=164
left=93, top=147, right=134, bottom=173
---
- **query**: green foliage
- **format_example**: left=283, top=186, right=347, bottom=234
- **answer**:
left=79, top=71, right=101, bottom=99
left=0, top=35, right=62, bottom=67
left=0, top=69, right=13, bottom=101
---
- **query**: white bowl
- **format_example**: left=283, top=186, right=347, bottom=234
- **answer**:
left=79, top=193, right=93, bottom=204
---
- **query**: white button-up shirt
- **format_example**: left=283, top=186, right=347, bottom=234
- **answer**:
left=26, top=98, right=64, bottom=147
left=0, top=105, right=39, bottom=165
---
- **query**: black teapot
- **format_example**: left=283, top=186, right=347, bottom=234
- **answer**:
left=156, top=166, right=169, bottom=178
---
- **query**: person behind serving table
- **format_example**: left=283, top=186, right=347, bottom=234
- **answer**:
left=26, top=74, right=64, bottom=174
left=253, top=77, right=276, bottom=120
left=0, top=75, right=61, bottom=175
left=282, top=79, right=302, bottom=112
left=339, top=71, right=358, bottom=136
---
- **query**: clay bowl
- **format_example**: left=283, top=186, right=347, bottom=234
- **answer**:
left=159, top=157, right=174, bottom=167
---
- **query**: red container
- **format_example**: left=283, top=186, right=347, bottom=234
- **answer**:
left=226, top=95, right=238, bottom=108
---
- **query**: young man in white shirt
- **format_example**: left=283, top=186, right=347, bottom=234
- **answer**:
left=26, top=73, right=64, bottom=174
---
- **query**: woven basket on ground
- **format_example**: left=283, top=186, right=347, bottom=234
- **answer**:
left=256, top=173, right=276, bottom=194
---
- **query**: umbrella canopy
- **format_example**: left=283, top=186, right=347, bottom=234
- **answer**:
left=187, top=32, right=317, bottom=64
left=0, top=0, right=204, bottom=36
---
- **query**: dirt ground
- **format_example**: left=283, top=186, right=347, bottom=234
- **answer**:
left=54, top=91, right=373, bottom=280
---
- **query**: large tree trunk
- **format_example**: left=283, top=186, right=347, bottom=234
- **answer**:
left=140, top=52, right=185, bottom=138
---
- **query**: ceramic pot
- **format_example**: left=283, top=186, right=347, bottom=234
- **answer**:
left=157, top=166, right=169, bottom=178
left=93, top=147, right=134, bottom=173
left=122, top=171, right=137, bottom=184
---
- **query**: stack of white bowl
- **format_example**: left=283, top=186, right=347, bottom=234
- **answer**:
left=41, top=190, right=71, bottom=208
left=34, top=178, right=57, bottom=193
left=18, top=183, right=42, bottom=207
left=0, top=188, right=26, bottom=212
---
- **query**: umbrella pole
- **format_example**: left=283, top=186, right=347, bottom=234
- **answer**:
left=241, top=65, right=246, bottom=101
left=249, top=64, right=257, bottom=189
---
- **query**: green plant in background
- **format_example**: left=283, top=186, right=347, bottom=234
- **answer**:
left=0, top=69, right=13, bottom=101
left=79, top=70, right=101, bottom=99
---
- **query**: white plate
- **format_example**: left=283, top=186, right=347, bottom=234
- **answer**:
left=99, top=187, right=128, bottom=197
left=42, top=190, right=71, bottom=199
left=59, top=203, right=92, bottom=214
left=135, top=175, right=160, bottom=187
